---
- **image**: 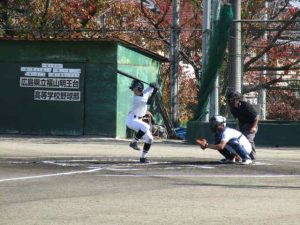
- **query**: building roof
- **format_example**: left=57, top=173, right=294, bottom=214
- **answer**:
left=0, top=36, right=169, bottom=62
left=117, top=38, right=169, bottom=62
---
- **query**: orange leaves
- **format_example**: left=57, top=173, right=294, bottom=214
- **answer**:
left=268, top=90, right=300, bottom=120
left=87, top=5, right=96, bottom=16
left=288, top=7, right=298, bottom=16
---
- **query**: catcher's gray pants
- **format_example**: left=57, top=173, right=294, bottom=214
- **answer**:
left=240, top=124, right=257, bottom=159
left=240, top=124, right=257, bottom=150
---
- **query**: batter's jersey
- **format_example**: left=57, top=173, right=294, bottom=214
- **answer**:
left=128, top=86, right=154, bottom=117
left=219, top=127, right=252, bottom=154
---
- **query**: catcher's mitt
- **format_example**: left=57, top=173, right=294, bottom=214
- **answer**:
left=196, top=138, right=208, bottom=150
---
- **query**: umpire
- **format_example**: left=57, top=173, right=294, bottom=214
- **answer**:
left=226, top=91, right=258, bottom=160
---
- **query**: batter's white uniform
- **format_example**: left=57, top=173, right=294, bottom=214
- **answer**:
left=127, top=86, right=154, bottom=144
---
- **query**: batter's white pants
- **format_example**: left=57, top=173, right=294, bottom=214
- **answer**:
left=127, top=114, right=153, bottom=144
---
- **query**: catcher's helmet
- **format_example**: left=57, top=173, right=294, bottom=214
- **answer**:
left=209, top=115, right=226, bottom=131
left=129, top=79, right=144, bottom=92
left=226, top=91, right=242, bottom=102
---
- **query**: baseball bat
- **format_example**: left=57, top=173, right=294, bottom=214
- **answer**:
left=117, top=69, right=151, bottom=85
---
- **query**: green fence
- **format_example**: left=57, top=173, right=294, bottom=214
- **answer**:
left=187, top=120, right=300, bottom=147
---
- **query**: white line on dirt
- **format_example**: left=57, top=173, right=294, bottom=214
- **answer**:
left=1, top=168, right=299, bottom=183
left=95, top=174, right=300, bottom=178
left=0, top=168, right=102, bottom=183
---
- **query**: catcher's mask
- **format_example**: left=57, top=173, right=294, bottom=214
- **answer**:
left=209, top=115, right=226, bottom=132
left=226, top=91, right=242, bottom=103
left=130, top=79, right=144, bottom=92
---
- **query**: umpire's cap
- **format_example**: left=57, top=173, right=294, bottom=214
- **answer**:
left=130, top=79, right=144, bottom=91
left=226, top=90, right=242, bottom=101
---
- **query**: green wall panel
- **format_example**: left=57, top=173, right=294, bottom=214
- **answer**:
left=0, top=40, right=116, bottom=63
left=0, top=40, right=118, bottom=136
left=0, top=61, right=84, bottom=135
left=0, top=62, right=19, bottom=133
left=0, top=40, right=164, bottom=137
left=84, top=63, right=117, bottom=136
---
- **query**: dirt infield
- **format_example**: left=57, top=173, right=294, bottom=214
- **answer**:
left=0, top=136, right=299, bottom=225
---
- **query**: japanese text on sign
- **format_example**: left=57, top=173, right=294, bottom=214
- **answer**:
left=34, top=90, right=81, bottom=101
left=20, top=77, right=79, bottom=89
left=20, top=63, right=82, bottom=102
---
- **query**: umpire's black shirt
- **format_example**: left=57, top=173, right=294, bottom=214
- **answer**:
left=230, top=100, right=257, bottom=126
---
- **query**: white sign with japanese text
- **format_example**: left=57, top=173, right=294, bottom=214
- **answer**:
left=20, top=63, right=82, bottom=102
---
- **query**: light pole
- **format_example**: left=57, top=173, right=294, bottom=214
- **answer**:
left=228, top=0, right=242, bottom=93
left=170, top=0, right=180, bottom=126
left=258, top=1, right=269, bottom=120
left=202, top=0, right=211, bottom=121
left=209, top=0, right=221, bottom=118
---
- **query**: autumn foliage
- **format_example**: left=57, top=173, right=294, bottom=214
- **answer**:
left=0, top=0, right=300, bottom=122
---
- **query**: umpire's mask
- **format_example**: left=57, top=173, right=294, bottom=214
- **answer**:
left=209, top=115, right=226, bottom=132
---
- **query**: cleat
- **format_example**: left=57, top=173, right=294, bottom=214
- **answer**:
left=129, top=141, right=141, bottom=151
left=234, top=155, right=242, bottom=162
left=240, top=159, right=253, bottom=165
left=140, top=158, right=150, bottom=163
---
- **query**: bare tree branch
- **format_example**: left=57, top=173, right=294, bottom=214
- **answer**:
left=140, top=1, right=170, bottom=46
left=140, top=1, right=200, bottom=80
left=244, top=9, right=300, bottom=72
left=269, top=0, right=289, bottom=20
left=0, top=0, right=12, bottom=33
left=248, top=58, right=300, bottom=71
left=243, top=77, right=283, bottom=93
left=39, top=0, right=51, bottom=33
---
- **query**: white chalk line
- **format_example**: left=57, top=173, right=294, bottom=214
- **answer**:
left=0, top=168, right=102, bottom=183
left=1, top=171, right=299, bottom=183
left=0, top=159, right=298, bottom=183
left=95, top=174, right=300, bottom=178
left=1, top=168, right=299, bottom=183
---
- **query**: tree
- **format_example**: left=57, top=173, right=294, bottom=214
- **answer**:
left=1, top=0, right=299, bottom=121
left=235, top=0, right=300, bottom=120
left=127, top=0, right=300, bottom=121
left=0, top=0, right=108, bottom=37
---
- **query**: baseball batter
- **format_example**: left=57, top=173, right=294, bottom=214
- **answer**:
left=127, top=79, right=157, bottom=163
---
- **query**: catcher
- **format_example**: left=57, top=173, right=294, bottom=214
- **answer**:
left=196, top=115, right=254, bottom=165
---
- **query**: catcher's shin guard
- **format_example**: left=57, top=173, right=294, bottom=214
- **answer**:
left=219, top=148, right=235, bottom=160
left=249, top=148, right=256, bottom=160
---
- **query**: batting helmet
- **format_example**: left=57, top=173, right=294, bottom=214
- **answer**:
left=129, top=79, right=144, bottom=92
